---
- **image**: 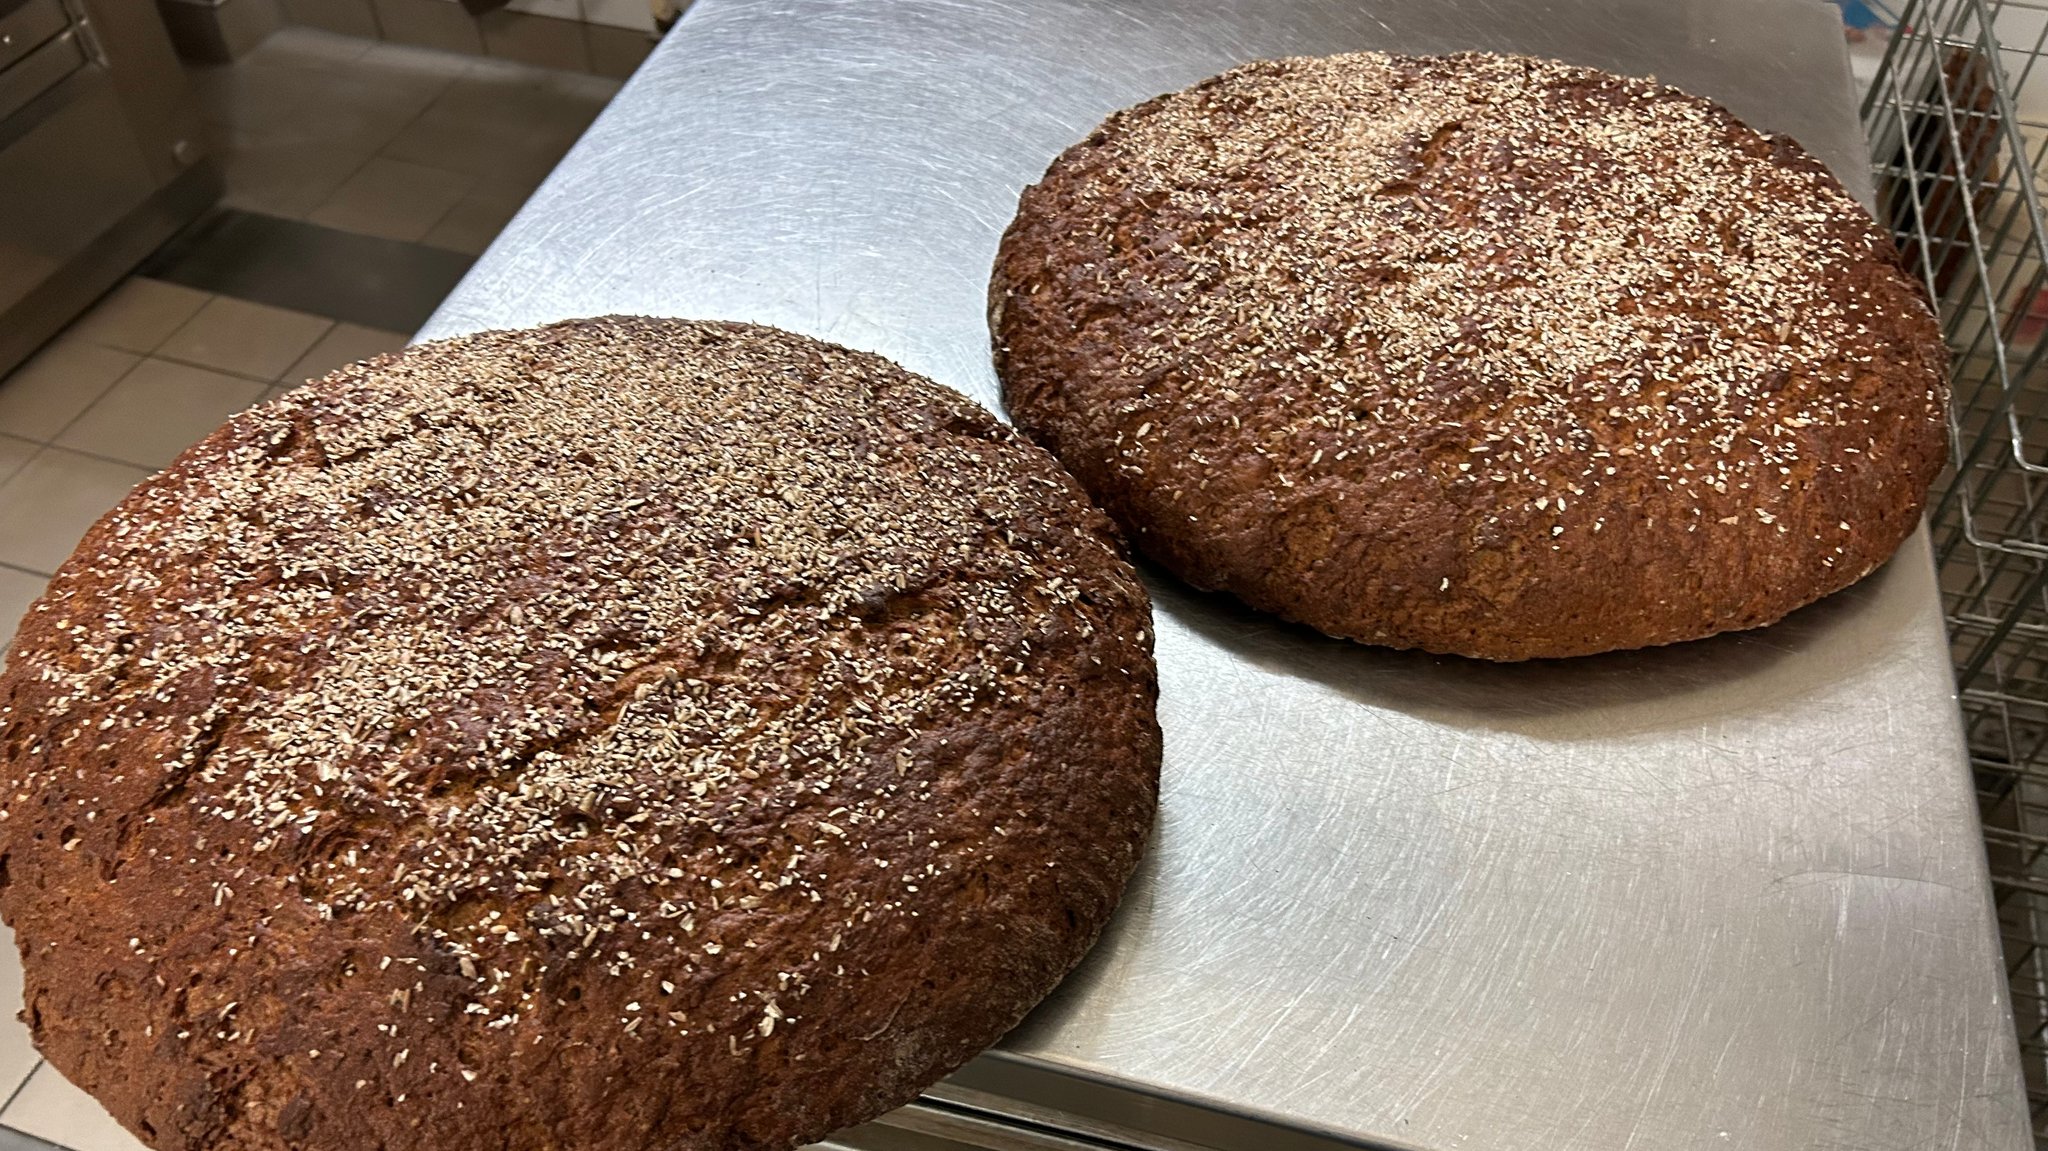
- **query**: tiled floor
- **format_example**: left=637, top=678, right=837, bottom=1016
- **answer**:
left=0, top=279, right=398, bottom=589
left=194, top=29, right=619, bottom=250
left=0, top=23, right=620, bottom=1151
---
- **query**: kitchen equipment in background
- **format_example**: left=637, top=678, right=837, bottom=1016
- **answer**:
left=1865, top=0, right=2048, bottom=1142
left=269, top=1, right=661, bottom=78
left=0, top=0, right=218, bottom=379
left=155, top=0, right=282, bottom=64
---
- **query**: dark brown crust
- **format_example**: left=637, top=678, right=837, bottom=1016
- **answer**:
left=992, top=51, right=1949, bottom=660
left=0, top=318, right=1160, bottom=1151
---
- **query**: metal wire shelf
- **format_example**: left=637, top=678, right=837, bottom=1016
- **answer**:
left=1863, top=0, right=2048, bottom=1140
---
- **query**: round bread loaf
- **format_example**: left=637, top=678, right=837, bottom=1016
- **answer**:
left=992, top=51, right=1948, bottom=660
left=0, top=318, right=1159, bottom=1151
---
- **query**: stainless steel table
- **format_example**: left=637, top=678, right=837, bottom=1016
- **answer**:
left=419, top=2, right=2030, bottom=1148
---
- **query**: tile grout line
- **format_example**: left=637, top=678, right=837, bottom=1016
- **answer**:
left=145, top=207, right=479, bottom=330
left=381, top=64, right=504, bottom=243
left=409, top=165, right=485, bottom=246
left=144, top=350, right=302, bottom=388
left=35, top=318, right=329, bottom=460
left=0, top=1061, right=45, bottom=1127
left=245, top=33, right=450, bottom=211
left=9, top=441, right=154, bottom=488
left=363, top=49, right=610, bottom=242
left=39, top=346, right=161, bottom=452
left=10, top=336, right=351, bottom=478
left=309, top=155, right=479, bottom=244
left=302, top=61, right=466, bottom=229
left=0, top=561, right=52, bottom=580
left=12, top=283, right=217, bottom=453
left=47, top=440, right=183, bottom=478
left=0, top=441, right=32, bottom=490
left=120, top=291, right=211, bottom=359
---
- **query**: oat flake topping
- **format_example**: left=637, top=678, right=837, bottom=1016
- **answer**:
left=993, top=50, right=1948, bottom=658
left=0, top=317, right=1151, bottom=1039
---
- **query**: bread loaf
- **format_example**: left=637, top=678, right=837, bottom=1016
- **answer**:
left=992, top=51, right=1948, bottom=659
left=0, top=317, right=1160, bottom=1151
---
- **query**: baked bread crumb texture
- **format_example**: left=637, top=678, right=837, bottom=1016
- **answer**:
left=0, top=318, right=1159, bottom=1151
left=995, top=50, right=1948, bottom=659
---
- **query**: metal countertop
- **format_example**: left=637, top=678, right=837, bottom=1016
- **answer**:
left=419, top=2, right=2030, bottom=1148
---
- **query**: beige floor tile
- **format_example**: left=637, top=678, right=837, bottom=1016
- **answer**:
left=583, top=0, right=656, bottom=31
left=459, top=54, right=620, bottom=107
left=61, top=280, right=212, bottom=356
left=218, top=143, right=385, bottom=221
left=381, top=64, right=615, bottom=184
left=0, top=343, right=139, bottom=443
left=373, top=0, right=484, bottom=56
left=586, top=22, right=655, bottom=80
left=480, top=10, right=590, bottom=73
left=155, top=298, right=334, bottom=382
left=250, top=22, right=450, bottom=74
left=380, top=108, right=571, bottom=186
left=57, top=360, right=269, bottom=471
left=0, top=450, right=150, bottom=575
left=308, top=157, right=474, bottom=243
left=275, top=2, right=381, bottom=44
left=0, top=568, right=46, bottom=655
left=194, top=29, right=458, bottom=220
left=357, top=37, right=483, bottom=79
left=421, top=188, right=526, bottom=255
left=504, top=0, right=579, bottom=18
left=282, top=323, right=412, bottom=386
left=0, top=436, right=34, bottom=487
left=1, top=1062, right=150, bottom=1151
left=249, top=23, right=377, bottom=66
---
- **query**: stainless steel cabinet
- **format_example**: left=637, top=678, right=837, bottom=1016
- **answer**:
left=0, top=0, right=217, bottom=376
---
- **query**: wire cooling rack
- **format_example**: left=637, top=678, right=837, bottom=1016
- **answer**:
left=1863, top=0, right=2048, bottom=1140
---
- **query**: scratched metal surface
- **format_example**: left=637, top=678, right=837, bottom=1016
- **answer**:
left=419, top=1, right=2029, bottom=1149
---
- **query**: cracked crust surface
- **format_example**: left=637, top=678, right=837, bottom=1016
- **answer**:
left=992, top=51, right=1948, bottom=659
left=0, top=317, right=1160, bottom=1151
